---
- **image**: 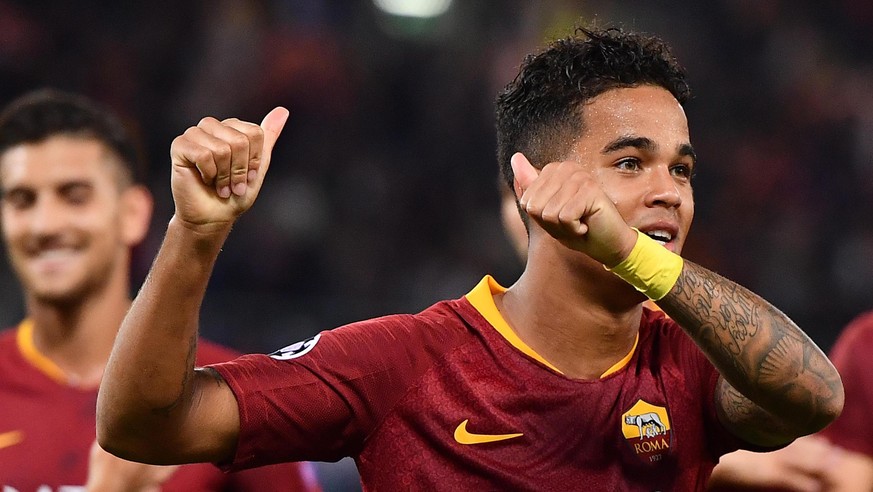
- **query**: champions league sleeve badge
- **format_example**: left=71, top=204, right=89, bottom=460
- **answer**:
left=269, top=334, right=321, bottom=360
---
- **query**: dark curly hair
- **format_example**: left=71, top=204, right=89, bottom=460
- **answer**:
left=495, top=26, right=691, bottom=195
left=0, top=88, right=144, bottom=186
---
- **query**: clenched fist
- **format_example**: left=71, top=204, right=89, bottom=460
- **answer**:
left=510, top=152, right=637, bottom=267
left=169, top=107, right=289, bottom=231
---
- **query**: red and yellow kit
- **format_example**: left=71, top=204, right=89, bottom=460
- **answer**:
left=214, top=276, right=759, bottom=491
left=0, top=320, right=319, bottom=491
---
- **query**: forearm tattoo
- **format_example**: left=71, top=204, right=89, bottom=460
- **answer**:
left=658, top=260, right=842, bottom=433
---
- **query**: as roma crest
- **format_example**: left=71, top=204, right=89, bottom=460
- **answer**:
left=621, top=399, right=672, bottom=463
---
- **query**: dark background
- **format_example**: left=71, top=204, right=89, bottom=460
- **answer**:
left=1, top=1, right=872, bottom=487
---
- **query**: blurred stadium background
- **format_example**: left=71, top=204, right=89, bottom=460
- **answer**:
left=1, top=1, right=872, bottom=489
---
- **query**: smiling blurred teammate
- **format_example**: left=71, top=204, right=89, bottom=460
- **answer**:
left=97, top=27, right=842, bottom=491
left=0, top=89, right=319, bottom=491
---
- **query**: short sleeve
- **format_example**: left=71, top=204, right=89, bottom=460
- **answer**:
left=209, top=309, right=469, bottom=471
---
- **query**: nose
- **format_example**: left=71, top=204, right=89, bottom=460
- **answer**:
left=27, top=196, right=66, bottom=236
left=645, top=166, right=682, bottom=208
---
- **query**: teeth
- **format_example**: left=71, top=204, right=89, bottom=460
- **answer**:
left=34, top=248, right=77, bottom=259
left=645, top=230, right=673, bottom=245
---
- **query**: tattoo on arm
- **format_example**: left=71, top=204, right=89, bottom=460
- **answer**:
left=715, top=376, right=793, bottom=446
left=659, top=261, right=842, bottom=437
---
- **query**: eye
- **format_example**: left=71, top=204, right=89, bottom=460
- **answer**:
left=61, top=183, right=93, bottom=205
left=1, top=189, right=35, bottom=210
left=670, top=163, right=694, bottom=181
left=615, top=157, right=642, bottom=172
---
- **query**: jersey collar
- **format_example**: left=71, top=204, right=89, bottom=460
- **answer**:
left=465, top=275, right=638, bottom=378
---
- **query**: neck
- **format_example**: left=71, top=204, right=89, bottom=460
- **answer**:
left=498, top=243, right=645, bottom=380
left=24, top=278, right=132, bottom=388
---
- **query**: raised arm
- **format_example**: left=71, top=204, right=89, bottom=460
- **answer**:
left=511, top=152, right=843, bottom=447
left=96, top=108, right=290, bottom=465
left=658, top=262, right=844, bottom=446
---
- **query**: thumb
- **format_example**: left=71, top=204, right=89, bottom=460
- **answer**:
left=260, top=106, right=290, bottom=156
left=510, top=152, right=538, bottom=196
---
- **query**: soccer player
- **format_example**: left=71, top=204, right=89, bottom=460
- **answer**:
left=0, top=90, right=319, bottom=491
left=96, top=27, right=843, bottom=490
left=505, top=153, right=849, bottom=492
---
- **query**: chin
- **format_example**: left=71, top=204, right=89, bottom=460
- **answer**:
left=29, top=284, right=88, bottom=306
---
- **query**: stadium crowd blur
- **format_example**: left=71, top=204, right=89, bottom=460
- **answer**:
left=1, top=0, right=871, bottom=363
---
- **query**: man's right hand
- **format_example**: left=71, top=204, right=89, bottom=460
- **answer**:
left=510, top=151, right=638, bottom=267
left=169, top=107, right=289, bottom=231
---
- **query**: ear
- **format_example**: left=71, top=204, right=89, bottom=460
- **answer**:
left=119, top=185, right=153, bottom=247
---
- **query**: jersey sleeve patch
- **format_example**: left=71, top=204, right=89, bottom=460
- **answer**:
left=269, top=334, right=321, bottom=360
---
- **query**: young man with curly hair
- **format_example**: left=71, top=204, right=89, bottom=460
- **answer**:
left=96, top=27, right=842, bottom=491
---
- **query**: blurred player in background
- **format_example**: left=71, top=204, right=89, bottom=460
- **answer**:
left=96, top=27, right=842, bottom=490
left=0, top=89, right=319, bottom=491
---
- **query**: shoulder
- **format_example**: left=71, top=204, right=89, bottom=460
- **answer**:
left=639, top=306, right=713, bottom=373
left=313, top=299, right=474, bottom=362
left=835, top=310, right=873, bottom=348
left=0, top=327, right=19, bottom=357
left=245, top=298, right=476, bottom=382
left=830, top=310, right=873, bottom=367
left=639, top=307, right=686, bottom=341
left=0, top=327, right=15, bottom=344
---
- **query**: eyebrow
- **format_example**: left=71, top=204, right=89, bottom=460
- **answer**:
left=601, top=136, right=697, bottom=165
left=678, top=143, right=697, bottom=165
left=602, top=136, right=656, bottom=154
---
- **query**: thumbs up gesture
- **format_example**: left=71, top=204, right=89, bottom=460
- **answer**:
left=169, top=107, right=289, bottom=230
left=510, top=152, right=637, bottom=267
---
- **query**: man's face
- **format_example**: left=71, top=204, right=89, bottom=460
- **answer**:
left=571, top=85, right=695, bottom=254
left=0, top=136, right=130, bottom=304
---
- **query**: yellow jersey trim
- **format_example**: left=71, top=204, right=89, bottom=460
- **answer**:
left=0, top=430, right=24, bottom=450
left=17, top=319, right=69, bottom=384
left=465, top=276, right=638, bottom=379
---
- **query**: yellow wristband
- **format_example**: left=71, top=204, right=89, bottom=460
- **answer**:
left=607, top=229, right=684, bottom=301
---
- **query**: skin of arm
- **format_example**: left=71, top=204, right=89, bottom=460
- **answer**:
left=511, top=152, right=844, bottom=448
left=707, top=436, right=873, bottom=492
left=96, top=108, right=290, bottom=465
left=826, top=450, right=873, bottom=491
left=659, top=266, right=844, bottom=446
left=85, top=439, right=179, bottom=492
left=706, top=436, right=841, bottom=492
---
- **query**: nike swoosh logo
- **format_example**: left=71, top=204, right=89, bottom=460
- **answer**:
left=454, top=419, right=523, bottom=445
left=0, top=430, right=24, bottom=450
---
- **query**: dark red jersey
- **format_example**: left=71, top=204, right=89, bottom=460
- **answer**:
left=0, top=320, right=320, bottom=491
left=213, top=276, right=756, bottom=491
left=821, top=310, right=873, bottom=457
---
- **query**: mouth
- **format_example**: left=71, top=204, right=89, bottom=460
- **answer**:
left=642, top=229, right=673, bottom=246
left=26, top=246, right=82, bottom=270
left=636, top=223, right=680, bottom=252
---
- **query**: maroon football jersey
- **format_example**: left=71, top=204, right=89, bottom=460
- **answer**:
left=213, top=276, right=756, bottom=491
left=821, top=310, right=873, bottom=457
left=0, top=320, right=320, bottom=491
